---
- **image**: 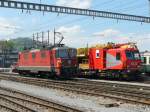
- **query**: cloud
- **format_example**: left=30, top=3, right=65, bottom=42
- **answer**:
left=0, top=17, right=20, bottom=38
left=57, top=25, right=81, bottom=34
left=28, top=25, right=82, bottom=46
left=31, top=26, right=150, bottom=51
left=92, top=29, right=130, bottom=44
left=92, top=29, right=131, bottom=43
left=129, top=33, right=150, bottom=51
left=55, top=25, right=82, bottom=46
left=54, top=28, right=132, bottom=48
left=92, top=29, right=150, bottom=51
left=54, top=27, right=150, bottom=51
left=93, top=29, right=120, bottom=37
left=56, top=0, right=92, bottom=9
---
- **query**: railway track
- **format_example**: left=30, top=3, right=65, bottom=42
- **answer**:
left=0, top=73, right=150, bottom=106
left=73, top=79, right=150, bottom=91
left=0, top=82, right=83, bottom=112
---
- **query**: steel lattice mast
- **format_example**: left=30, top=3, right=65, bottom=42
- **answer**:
left=0, top=0, right=150, bottom=23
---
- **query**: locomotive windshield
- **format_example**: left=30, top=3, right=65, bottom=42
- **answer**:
left=126, top=51, right=140, bottom=60
left=56, top=48, right=76, bottom=58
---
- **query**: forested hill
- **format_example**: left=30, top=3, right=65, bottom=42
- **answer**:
left=11, top=37, right=33, bottom=51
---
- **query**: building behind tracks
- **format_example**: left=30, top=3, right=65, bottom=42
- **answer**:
left=140, top=51, right=150, bottom=73
left=0, top=40, right=18, bottom=68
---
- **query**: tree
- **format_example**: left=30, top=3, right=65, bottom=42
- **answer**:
left=0, top=40, right=15, bottom=51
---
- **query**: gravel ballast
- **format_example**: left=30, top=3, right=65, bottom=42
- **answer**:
left=0, top=80, right=149, bottom=112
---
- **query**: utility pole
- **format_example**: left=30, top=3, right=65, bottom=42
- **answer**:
left=36, top=33, right=39, bottom=48
left=48, top=30, right=50, bottom=45
left=33, top=34, right=35, bottom=48
left=42, top=31, right=44, bottom=44
left=54, top=29, right=56, bottom=46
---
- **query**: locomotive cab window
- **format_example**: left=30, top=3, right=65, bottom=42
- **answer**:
left=134, top=52, right=140, bottom=59
left=143, top=57, right=147, bottom=64
left=116, top=52, right=121, bottom=60
left=56, top=48, right=76, bottom=58
left=56, top=49, right=68, bottom=58
left=126, top=51, right=140, bottom=60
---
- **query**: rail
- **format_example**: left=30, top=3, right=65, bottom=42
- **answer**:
left=0, top=73, right=149, bottom=106
left=0, top=81, right=83, bottom=112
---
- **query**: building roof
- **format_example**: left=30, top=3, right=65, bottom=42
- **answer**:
left=140, top=51, right=150, bottom=56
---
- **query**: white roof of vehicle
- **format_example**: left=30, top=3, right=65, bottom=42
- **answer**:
left=141, top=51, right=150, bottom=56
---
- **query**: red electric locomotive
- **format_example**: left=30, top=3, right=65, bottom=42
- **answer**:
left=14, top=46, right=77, bottom=78
left=78, top=43, right=141, bottom=80
left=13, top=31, right=77, bottom=78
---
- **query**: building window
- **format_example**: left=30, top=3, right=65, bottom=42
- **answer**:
left=32, top=53, right=36, bottom=59
left=41, top=52, right=46, bottom=58
left=116, top=52, right=121, bottom=60
left=142, top=57, right=147, bottom=64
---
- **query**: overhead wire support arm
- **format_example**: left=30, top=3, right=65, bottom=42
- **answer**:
left=0, top=0, right=150, bottom=23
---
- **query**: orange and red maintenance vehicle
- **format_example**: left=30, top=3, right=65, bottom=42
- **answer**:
left=78, top=43, right=141, bottom=80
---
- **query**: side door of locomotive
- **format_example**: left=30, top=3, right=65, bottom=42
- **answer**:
left=103, top=50, right=107, bottom=69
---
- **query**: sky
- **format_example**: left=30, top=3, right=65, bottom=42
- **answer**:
left=0, top=0, right=150, bottom=51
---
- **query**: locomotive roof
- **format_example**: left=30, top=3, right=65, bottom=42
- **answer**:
left=20, top=46, right=76, bottom=54
left=54, top=46, right=76, bottom=50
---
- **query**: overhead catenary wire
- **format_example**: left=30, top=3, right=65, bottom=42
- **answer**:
left=30, top=0, right=145, bottom=32
left=0, top=0, right=149, bottom=23
left=115, top=2, right=147, bottom=12
left=108, top=0, right=137, bottom=11
left=2, top=0, right=149, bottom=39
left=94, top=0, right=147, bottom=16
left=96, top=0, right=146, bottom=16
left=3, top=0, right=150, bottom=33
left=11, top=1, right=150, bottom=47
